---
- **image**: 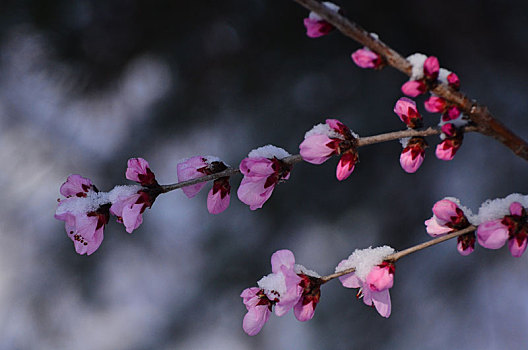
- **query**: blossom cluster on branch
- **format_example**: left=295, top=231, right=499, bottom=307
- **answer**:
left=53, top=0, right=527, bottom=343
left=240, top=194, right=528, bottom=335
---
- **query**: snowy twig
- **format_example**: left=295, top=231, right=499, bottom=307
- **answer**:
left=292, top=0, right=528, bottom=161
left=320, top=225, right=477, bottom=283
left=160, top=126, right=476, bottom=193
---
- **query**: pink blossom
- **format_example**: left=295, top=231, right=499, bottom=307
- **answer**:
left=435, top=142, right=456, bottom=160
left=59, top=174, right=95, bottom=197
left=207, top=177, right=231, bottom=214
left=303, top=18, right=334, bottom=38
left=447, top=72, right=460, bottom=89
left=126, top=158, right=157, bottom=186
left=401, top=80, right=427, bottom=97
left=299, top=119, right=359, bottom=181
left=55, top=209, right=107, bottom=255
left=299, top=133, right=339, bottom=165
left=177, top=156, right=232, bottom=214
left=477, top=220, right=509, bottom=249
left=441, top=106, right=461, bottom=122
left=424, top=96, right=446, bottom=113
left=294, top=274, right=322, bottom=322
left=399, top=137, right=426, bottom=173
left=365, top=263, right=394, bottom=292
left=55, top=175, right=110, bottom=255
left=241, top=287, right=272, bottom=336
left=177, top=156, right=210, bottom=198
left=338, top=262, right=395, bottom=318
left=108, top=158, right=163, bottom=232
left=423, top=56, right=440, bottom=80
left=393, top=97, right=422, bottom=129
left=425, top=199, right=469, bottom=237
left=336, top=152, right=357, bottom=181
left=424, top=216, right=453, bottom=236
left=237, top=151, right=291, bottom=210
left=110, top=190, right=157, bottom=233
left=351, top=48, right=382, bottom=69
left=241, top=249, right=322, bottom=335
left=432, top=199, right=459, bottom=223
left=509, top=237, right=527, bottom=257
left=478, top=202, right=528, bottom=257
left=303, top=2, right=340, bottom=38
left=436, top=123, right=463, bottom=161
left=267, top=250, right=303, bottom=316
left=457, top=233, right=476, bottom=256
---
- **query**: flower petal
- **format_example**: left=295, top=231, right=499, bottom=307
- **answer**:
left=477, top=220, right=509, bottom=249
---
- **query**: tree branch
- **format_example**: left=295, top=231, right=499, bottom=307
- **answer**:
left=320, top=225, right=477, bottom=283
left=292, top=0, right=528, bottom=161
left=160, top=126, right=474, bottom=193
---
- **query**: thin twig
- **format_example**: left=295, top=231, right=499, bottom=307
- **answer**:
left=160, top=126, right=468, bottom=193
left=292, top=0, right=528, bottom=161
left=320, top=225, right=477, bottom=283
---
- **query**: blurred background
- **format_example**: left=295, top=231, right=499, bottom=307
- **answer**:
left=0, top=0, right=527, bottom=349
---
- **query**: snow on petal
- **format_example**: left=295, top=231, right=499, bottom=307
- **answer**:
left=176, top=156, right=209, bottom=198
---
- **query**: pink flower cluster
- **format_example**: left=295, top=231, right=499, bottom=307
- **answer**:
left=425, top=198, right=475, bottom=255
left=55, top=158, right=162, bottom=255
left=425, top=194, right=528, bottom=257
left=338, top=262, right=395, bottom=318
left=299, top=119, right=359, bottom=181
left=177, top=156, right=231, bottom=214
left=241, top=250, right=322, bottom=335
left=393, top=98, right=428, bottom=173
left=401, top=55, right=439, bottom=97
left=335, top=246, right=396, bottom=318
left=303, top=2, right=340, bottom=38
left=401, top=54, right=460, bottom=98
left=237, top=145, right=292, bottom=210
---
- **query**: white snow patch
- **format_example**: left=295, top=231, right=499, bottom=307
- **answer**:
left=476, top=193, right=528, bottom=225
left=294, top=264, right=321, bottom=278
left=248, top=145, right=291, bottom=160
left=438, top=115, right=469, bottom=129
left=335, top=246, right=394, bottom=280
left=399, top=137, right=411, bottom=148
left=258, top=273, right=286, bottom=297
left=108, top=185, right=142, bottom=202
left=304, top=123, right=343, bottom=140
left=438, top=68, right=452, bottom=85
left=56, top=191, right=110, bottom=216
left=308, top=1, right=340, bottom=21
left=203, top=155, right=222, bottom=164
left=407, top=53, right=428, bottom=80
left=56, top=185, right=142, bottom=216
